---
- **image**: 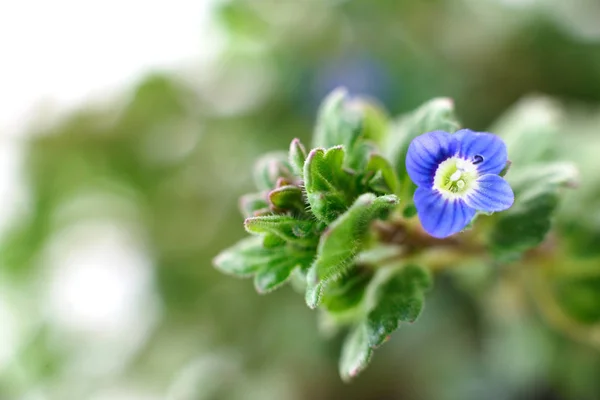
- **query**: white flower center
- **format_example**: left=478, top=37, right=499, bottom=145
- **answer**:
left=433, top=157, right=479, bottom=199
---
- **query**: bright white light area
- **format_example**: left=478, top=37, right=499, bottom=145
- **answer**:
left=0, top=0, right=222, bottom=136
left=43, top=220, right=160, bottom=379
left=45, top=221, right=157, bottom=338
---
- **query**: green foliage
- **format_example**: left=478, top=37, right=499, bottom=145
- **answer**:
left=245, top=215, right=317, bottom=247
left=312, top=88, right=362, bottom=151
left=304, top=146, right=355, bottom=223
left=289, top=138, right=307, bottom=178
left=239, top=192, right=269, bottom=217
left=253, top=152, right=294, bottom=191
left=321, top=268, right=374, bottom=313
left=364, top=154, right=398, bottom=194
left=339, top=265, right=431, bottom=381
left=306, top=193, right=398, bottom=308
left=555, top=276, right=600, bottom=324
left=491, top=97, right=560, bottom=167
left=365, top=265, right=432, bottom=347
left=339, top=323, right=373, bottom=382
left=214, top=236, right=314, bottom=293
left=490, top=162, right=579, bottom=259
left=214, top=88, right=582, bottom=382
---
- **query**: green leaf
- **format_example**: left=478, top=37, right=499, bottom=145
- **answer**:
left=289, top=138, right=307, bottom=177
left=214, top=237, right=314, bottom=293
left=239, top=192, right=268, bottom=217
left=364, top=153, right=398, bottom=194
left=253, top=151, right=294, bottom=191
left=268, top=185, right=304, bottom=212
left=386, top=98, right=460, bottom=194
left=402, top=204, right=417, bottom=218
left=312, top=88, right=362, bottom=150
left=490, top=162, right=578, bottom=259
left=353, top=99, right=389, bottom=145
left=554, top=275, right=600, bottom=324
left=490, top=96, right=560, bottom=166
left=304, top=146, right=354, bottom=223
left=305, top=267, right=325, bottom=309
left=365, top=265, right=432, bottom=347
left=306, top=193, right=399, bottom=308
left=213, top=236, right=280, bottom=277
left=339, top=323, right=373, bottom=382
left=321, top=268, right=374, bottom=313
left=254, top=251, right=315, bottom=294
left=245, top=215, right=317, bottom=247
left=262, top=233, right=286, bottom=248
left=312, top=88, right=381, bottom=172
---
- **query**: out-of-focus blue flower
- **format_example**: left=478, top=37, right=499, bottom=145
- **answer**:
left=406, top=129, right=514, bottom=238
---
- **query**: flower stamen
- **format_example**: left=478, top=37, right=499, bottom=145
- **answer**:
left=433, top=157, right=478, bottom=197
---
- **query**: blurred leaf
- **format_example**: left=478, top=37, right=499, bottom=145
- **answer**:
left=253, top=152, right=294, bottom=191
left=365, top=265, right=432, bottom=347
left=214, top=236, right=277, bottom=277
left=339, top=323, right=372, bottom=383
left=306, top=193, right=398, bottom=308
left=491, top=97, right=561, bottom=166
left=555, top=275, right=600, bottom=324
left=365, top=153, right=398, bottom=194
left=312, top=88, right=362, bottom=150
left=217, top=2, right=269, bottom=41
left=311, top=88, right=381, bottom=172
left=386, top=97, right=460, bottom=194
left=491, top=162, right=579, bottom=259
left=402, top=204, right=417, bottom=218
left=263, top=233, right=286, bottom=248
left=289, top=138, right=307, bottom=178
left=239, top=192, right=269, bottom=217
left=354, top=99, right=389, bottom=145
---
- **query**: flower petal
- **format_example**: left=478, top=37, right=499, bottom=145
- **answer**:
left=406, top=130, right=453, bottom=187
left=450, top=129, right=508, bottom=175
left=466, top=174, right=514, bottom=212
left=414, top=186, right=477, bottom=238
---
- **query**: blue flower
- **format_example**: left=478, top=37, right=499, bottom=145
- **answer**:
left=406, top=129, right=514, bottom=238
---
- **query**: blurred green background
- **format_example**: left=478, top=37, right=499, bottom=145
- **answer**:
left=1, top=0, right=600, bottom=399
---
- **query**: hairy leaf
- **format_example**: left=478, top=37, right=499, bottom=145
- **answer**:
left=268, top=185, right=305, bottom=212
left=304, top=146, right=355, bottom=223
left=321, top=268, right=374, bottom=313
left=306, top=193, right=399, bottom=308
left=245, top=215, right=317, bottom=247
left=365, top=265, right=432, bottom=347
left=339, top=323, right=373, bottom=382
left=214, top=236, right=282, bottom=277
